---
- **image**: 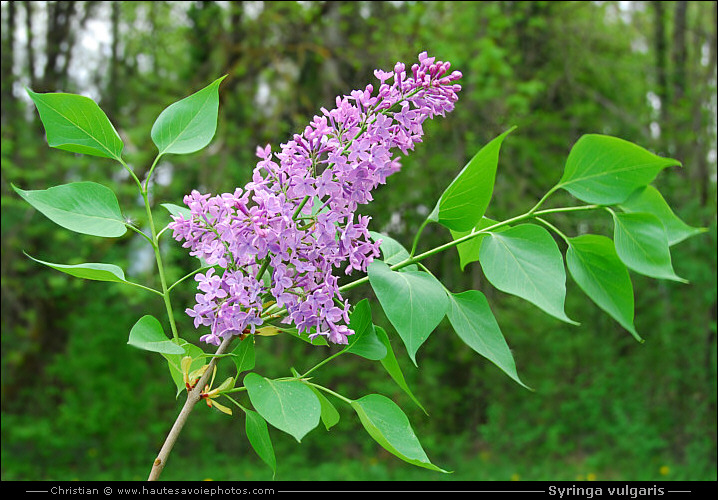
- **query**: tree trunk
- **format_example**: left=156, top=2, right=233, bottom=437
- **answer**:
left=106, top=1, right=120, bottom=120
left=42, top=1, right=78, bottom=91
left=670, top=1, right=690, bottom=177
left=652, top=1, right=669, bottom=123
left=1, top=1, right=16, bottom=127
left=690, top=1, right=717, bottom=208
left=672, top=1, right=688, bottom=102
left=24, top=1, right=37, bottom=90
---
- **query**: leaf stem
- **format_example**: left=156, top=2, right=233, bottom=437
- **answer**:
left=124, top=221, right=155, bottom=246
left=527, top=184, right=560, bottom=215
left=223, top=393, right=247, bottom=409
left=222, top=386, right=248, bottom=395
left=299, top=350, right=346, bottom=379
left=306, top=382, right=353, bottom=404
left=123, top=281, right=164, bottom=297
left=156, top=225, right=171, bottom=240
left=535, top=217, right=571, bottom=244
left=410, top=218, right=431, bottom=257
left=144, top=154, right=163, bottom=193
left=118, top=158, right=144, bottom=192
left=168, top=264, right=215, bottom=292
left=534, top=204, right=600, bottom=215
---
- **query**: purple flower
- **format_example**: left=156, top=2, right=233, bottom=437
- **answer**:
left=170, top=52, right=462, bottom=345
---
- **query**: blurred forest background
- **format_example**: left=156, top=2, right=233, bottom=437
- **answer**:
left=1, top=1, right=716, bottom=482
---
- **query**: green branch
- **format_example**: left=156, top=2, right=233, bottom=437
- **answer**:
left=339, top=204, right=600, bottom=293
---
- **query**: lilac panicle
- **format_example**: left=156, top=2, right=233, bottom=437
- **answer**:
left=170, top=52, right=462, bottom=346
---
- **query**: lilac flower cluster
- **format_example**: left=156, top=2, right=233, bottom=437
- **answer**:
left=170, top=52, right=462, bottom=346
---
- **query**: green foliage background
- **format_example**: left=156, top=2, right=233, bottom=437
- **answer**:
left=1, top=1, right=716, bottom=481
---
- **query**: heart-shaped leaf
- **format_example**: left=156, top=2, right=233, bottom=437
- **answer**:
left=566, top=234, right=640, bottom=341
left=127, top=315, right=184, bottom=354
left=619, top=185, right=706, bottom=246
left=309, top=386, right=341, bottom=431
left=244, top=373, right=321, bottom=442
left=343, top=299, right=387, bottom=360
left=558, top=134, right=680, bottom=205
left=161, top=203, right=192, bottom=221
left=446, top=290, right=530, bottom=389
left=25, top=254, right=128, bottom=283
left=479, top=224, right=577, bottom=325
left=610, top=210, right=686, bottom=283
left=431, top=127, right=515, bottom=232
left=151, top=76, right=227, bottom=156
left=368, top=261, right=448, bottom=365
left=351, top=394, right=448, bottom=473
left=375, top=326, right=427, bottom=414
left=13, top=182, right=126, bottom=237
left=27, top=89, right=124, bottom=160
left=241, top=407, right=277, bottom=476
left=231, top=336, right=255, bottom=374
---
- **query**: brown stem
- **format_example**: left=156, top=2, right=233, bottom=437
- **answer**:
left=147, top=335, right=234, bottom=481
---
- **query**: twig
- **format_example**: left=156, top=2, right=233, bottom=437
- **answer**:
left=147, top=335, right=234, bottom=481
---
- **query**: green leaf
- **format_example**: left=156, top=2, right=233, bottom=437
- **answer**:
left=368, top=231, right=417, bottom=271
left=277, top=326, right=329, bottom=346
left=25, top=254, right=128, bottom=283
left=231, top=336, right=255, bottom=374
left=558, top=134, right=680, bottom=205
left=368, top=261, right=449, bottom=365
left=127, top=315, right=184, bottom=354
left=345, top=324, right=385, bottom=360
left=432, top=127, right=515, bottom=232
left=610, top=210, right=687, bottom=283
left=26, top=89, right=124, bottom=160
left=151, top=75, right=227, bottom=156
left=375, top=326, right=427, bottom=414
left=309, top=386, right=341, bottom=431
left=310, top=195, right=331, bottom=217
left=566, top=234, right=640, bottom=341
left=244, top=373, right=321, bottom=442
left=479, top=224, right=577, bottom=325
left=446, top=290, right=530, bottom=389
left=343, top=299, right=387, bottom=360
left=162, top=339, right=206, bottom=398
left=161, top=203, right=192, bottom=221
left=450, top=217, right=508, bottom=271
left=351, top=394, right=449, bottom=473
left=346, top=299, right=372, bottom=338
left=12, top=182, right=126, bottom=237
left=619, top=185, right=707, bottom=246
left=242, top=408, right=277, bottom=476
